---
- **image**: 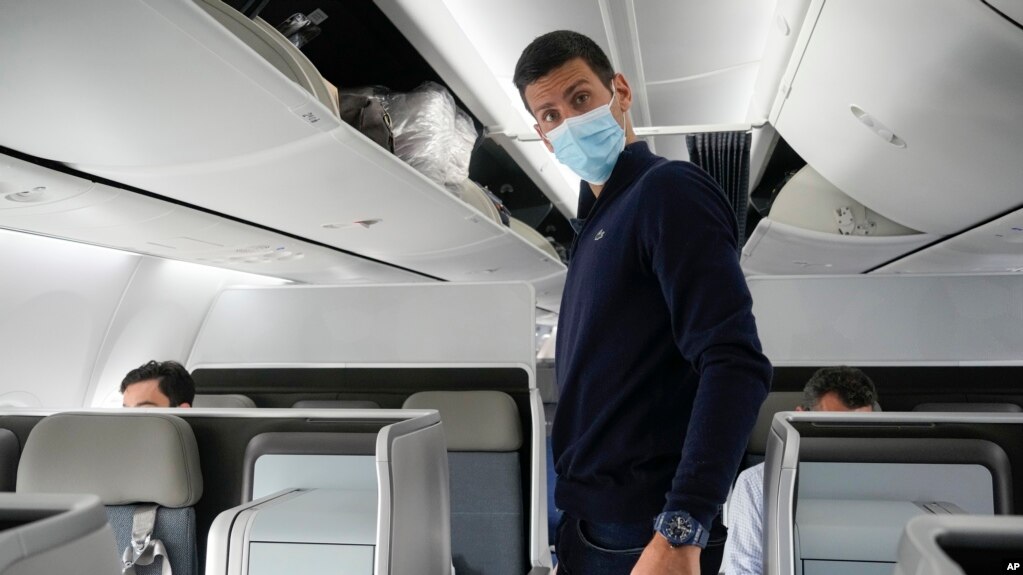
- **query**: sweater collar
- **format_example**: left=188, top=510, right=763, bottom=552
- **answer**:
left=575, top=141, right=661, bottom=220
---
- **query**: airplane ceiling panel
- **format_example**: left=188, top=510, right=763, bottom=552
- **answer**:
left=0, top=0, right=333, bottom=167
left=438, top=0, right=608, bottom=81
left=645, top=65, right=761, bottom=126
left=773, top=0, right=1023, bottom=235
left=633, top=0, right=776, bottom=84
left=874, top=207, right=1023, bottom=275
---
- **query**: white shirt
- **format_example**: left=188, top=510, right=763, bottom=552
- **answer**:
left=722, top=463, right=764, bottom=575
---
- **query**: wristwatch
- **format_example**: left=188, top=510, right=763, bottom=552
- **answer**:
left=654, top=511, right=709, bottom=548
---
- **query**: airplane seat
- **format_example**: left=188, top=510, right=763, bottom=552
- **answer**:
left=0, top=493, right=122, bottom=575
left=193, top=393, right=257, bottom=408
left=403, top=390, right=525, bottom=575
left=0, top=430, right=20, bottom=492
left=16, top=413, right=203, bottom=575
left=291, top=399, right=381, bottom=409
left=535, top=360, right=561, bottom=548
left=893, top=515, right=1023, bottom=575
left=743, top=391, right=804, bottom=469
left=913, top=402, right=1022, bottom=413
left=240, top=431, right=378, bottom=502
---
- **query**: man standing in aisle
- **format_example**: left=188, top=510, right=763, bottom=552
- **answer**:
left=514, top=31, right=772, bottom=574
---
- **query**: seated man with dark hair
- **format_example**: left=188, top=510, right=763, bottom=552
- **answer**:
left=722, top=366, right=878, bottom=575
left=121, top=360, right=195, bottom=408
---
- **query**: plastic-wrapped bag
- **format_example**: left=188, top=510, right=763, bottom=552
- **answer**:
left=382, top=82, right=479, bottom=187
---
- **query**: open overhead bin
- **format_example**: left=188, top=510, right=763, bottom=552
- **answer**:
left=0, top=0, right=565, bottom=309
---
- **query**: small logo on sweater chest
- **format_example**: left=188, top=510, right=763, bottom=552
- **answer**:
left=594, top=229, right=606, bottom=241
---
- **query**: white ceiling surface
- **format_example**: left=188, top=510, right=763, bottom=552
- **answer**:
left=0, top=0, right=565, bottom=308
left=440, top=0, right=774, bottom=128
left=772, top=0, right=1023, bottom=236
left=875, top=207, right=1023, bottom=275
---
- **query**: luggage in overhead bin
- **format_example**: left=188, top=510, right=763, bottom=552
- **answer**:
left=447, top=179, right=507, bottom=225
left=382, top=82, right=480, bottom=188
left=338, top=87, right=394, bottom=152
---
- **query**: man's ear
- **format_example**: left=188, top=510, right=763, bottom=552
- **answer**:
left=794, top=406, right=805, bottom=412
left=535, top=124, right=554, bottom=153
left=178, top=402, right=192, bottom=408
left=612, top=72, right=633, bottom=114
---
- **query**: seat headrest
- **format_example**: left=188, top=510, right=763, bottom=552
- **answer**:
left=292, top=400, right=380, bottom=409
left=193, top=393, right=256, bottom=408
left=747, top=392, right=804, bottom=455
left=17, top=413, right=203, bottom=508
left=913, top=402, right=1021, bottom=413
left=402, top=391, right=522, bottom=452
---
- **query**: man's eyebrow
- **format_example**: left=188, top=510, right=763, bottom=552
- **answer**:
left=533, top=78, right=593, bottom=114
left=561, top=78, right=591, bottom=101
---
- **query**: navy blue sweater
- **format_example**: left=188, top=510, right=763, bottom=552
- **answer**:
left=552, top=141, right=772, bottom=530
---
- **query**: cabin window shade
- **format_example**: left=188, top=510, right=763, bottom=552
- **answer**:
left=686, top=130, right=752, bottom=248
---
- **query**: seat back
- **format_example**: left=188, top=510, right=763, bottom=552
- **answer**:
left=0, top=430, right=19, bottom=493
left=403, top=391, right=525, bottom=575
left=745, top=391, right=803, bottom=467
left=16, top=413, right=203, bottom=575
left=0, top=493, right=121, bottom=575
left=193, top=393, right=256, bottom=408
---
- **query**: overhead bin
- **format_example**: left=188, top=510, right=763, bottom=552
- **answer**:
left=742, top=165, right=939, bottom=274
left=771, top=0, right=1023, bottom=235
left=0, top=155, right=420, bottom=284
left=875, top=205, right=1023, bottom=275
left=0, top=0, right=565, bottom=304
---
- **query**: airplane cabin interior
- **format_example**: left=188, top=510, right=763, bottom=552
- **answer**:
left=1, top=0, right=1022, bottom=574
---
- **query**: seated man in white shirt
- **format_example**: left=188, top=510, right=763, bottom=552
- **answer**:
left=722, top=366, right=878, bottom=575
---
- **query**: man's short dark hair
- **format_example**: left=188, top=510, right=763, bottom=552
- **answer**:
left=120, top=360, right=195, bottom=407
left=513, top=30, right=615, bottom=114
left=801, top=366, right=877, bottom=411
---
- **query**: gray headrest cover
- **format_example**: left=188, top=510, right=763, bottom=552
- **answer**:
left=747, top=392, right=805, bottom=455
left=17, top=413, right=203, bottom=507
left=193, top=394, right=256, bottom=408
left=403, top=391, right=522, bottom=452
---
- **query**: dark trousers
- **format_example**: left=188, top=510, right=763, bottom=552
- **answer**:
left=554, top=513, right=728, bottom=575
left=554, top=514, right=650, bottom=575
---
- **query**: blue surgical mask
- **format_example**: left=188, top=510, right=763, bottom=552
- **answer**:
left=545, top=87, right=626, bottom=185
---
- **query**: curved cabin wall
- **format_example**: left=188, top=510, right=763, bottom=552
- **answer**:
left=0, top=230, right=281, bottom=408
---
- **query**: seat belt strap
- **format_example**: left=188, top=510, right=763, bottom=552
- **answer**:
left=122, top=504, right=172, bottom=575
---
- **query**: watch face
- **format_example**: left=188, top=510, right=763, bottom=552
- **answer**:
left=667, top=516, right=693, bottom=541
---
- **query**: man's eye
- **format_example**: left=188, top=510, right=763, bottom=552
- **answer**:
left=574, top=93, right=590, bottom=105
left=542, top=111, right=558, bottom=123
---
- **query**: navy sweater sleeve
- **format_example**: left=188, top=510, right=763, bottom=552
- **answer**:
left=639, top=162, right=772, bottom=529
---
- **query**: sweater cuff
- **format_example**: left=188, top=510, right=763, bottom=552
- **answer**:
left=664, top=498, right=719, bottom=533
